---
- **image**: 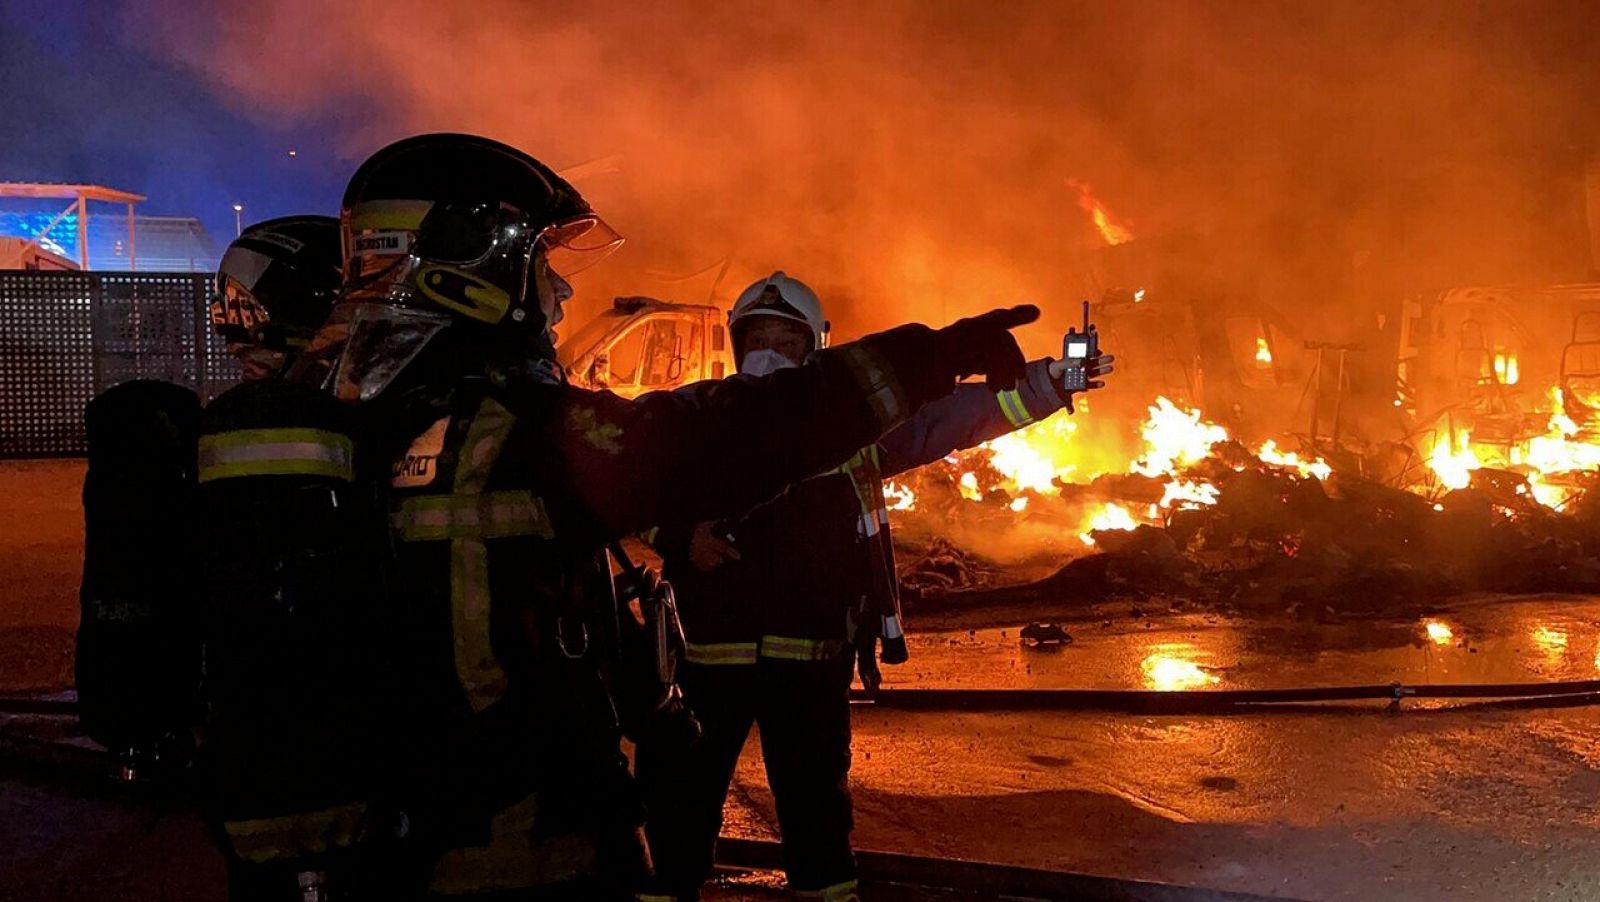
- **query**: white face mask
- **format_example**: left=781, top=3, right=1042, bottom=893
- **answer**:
left=740, top=348, right=799, bottom=377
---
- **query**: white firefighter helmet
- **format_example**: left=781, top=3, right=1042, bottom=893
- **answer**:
left=728, top=271, right=831, bottom=351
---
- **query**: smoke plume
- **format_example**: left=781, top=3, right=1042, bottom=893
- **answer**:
left=135, top=0, right=1600, bottom=351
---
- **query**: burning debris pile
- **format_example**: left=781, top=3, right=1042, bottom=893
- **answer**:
left=889, top=390, right=1600, bottom=615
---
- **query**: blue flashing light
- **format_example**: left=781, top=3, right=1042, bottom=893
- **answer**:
left=0, top=212, right=78, bottom=256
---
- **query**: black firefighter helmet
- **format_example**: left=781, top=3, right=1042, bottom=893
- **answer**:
left=311, top=133, right=622, bottom=401
left=211, top=215, right=342, bottom=362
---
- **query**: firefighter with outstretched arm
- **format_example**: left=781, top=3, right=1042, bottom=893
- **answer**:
left=247, top=132, right=1047, bottom=899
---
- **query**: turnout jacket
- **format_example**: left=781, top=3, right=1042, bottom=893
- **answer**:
left=654, top=359, right=1070, bottom=666
left=362, top=324, right=971, bottom=892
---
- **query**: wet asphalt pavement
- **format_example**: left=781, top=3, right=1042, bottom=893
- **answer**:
left=5, top=598, right=1600, bottom=900
left=4, top=458, right=1600, bottom=898
left=718, top=596, right=1600, bottom=900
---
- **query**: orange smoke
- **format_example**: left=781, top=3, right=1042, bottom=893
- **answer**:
left=134, top=0, right=1600, bottom=353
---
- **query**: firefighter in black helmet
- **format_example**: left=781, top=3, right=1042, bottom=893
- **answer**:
left=298, top=132, right=1044, bottom=900
left=77, top=217, right=347, bottom=794
left=196, top=215, right=396, bottom=902
left=211, top=215, right=343, bottom=379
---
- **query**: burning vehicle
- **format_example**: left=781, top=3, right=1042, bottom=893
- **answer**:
left=1396, top=283, right=1600, bottom=481
left=538, top=164, right=1600, bottom=624
left=558, top=295, right=736, bottom=397
left=876, top=175, right=1600, bottom=617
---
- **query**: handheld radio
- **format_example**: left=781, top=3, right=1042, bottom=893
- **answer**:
left=1061, top=300, right=1099, bottom=392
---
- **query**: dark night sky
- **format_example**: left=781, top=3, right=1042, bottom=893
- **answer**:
left=0, top=0, right=343, bottom=242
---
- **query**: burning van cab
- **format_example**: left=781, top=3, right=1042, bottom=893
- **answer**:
left=1396, top=283, right=1600, bottom=437
left=558, top=296, right=737, bottom=397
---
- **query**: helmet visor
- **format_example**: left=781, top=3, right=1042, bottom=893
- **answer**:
left=332, top=303, right=452, bottom=402
left=290, top=302, right=451, bottom=402
left=408, top=206, right=621, bottom=278
left=541, top=215, right=623, bottom=277
left=410, top=202, right=502, bottom=266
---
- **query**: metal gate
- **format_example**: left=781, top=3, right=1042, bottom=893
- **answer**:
left=0, top=270, right=239, bottom=457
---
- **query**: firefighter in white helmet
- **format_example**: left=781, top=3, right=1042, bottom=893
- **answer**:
left=636, top=272, right=1113, bottom=902
left=725, top=271, right=831, bottom=375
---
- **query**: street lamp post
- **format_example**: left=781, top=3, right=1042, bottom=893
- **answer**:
left=232, top=203, right=244, bottom=237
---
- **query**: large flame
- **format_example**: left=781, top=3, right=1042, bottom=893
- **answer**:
left=909, top=395, right=1333, bottom=552
left=1078, top=501, right=1138, bottom=546
left=1066, top=178, right=1135, bottom=246
left=1419, top=387, right=1600, bottom=508
left=887, top=376, right=1595, bottom=558
left=1426, top=429, right=1481, bottom=491
left=1160, top=479, right=1221, bottom=510
left=984, top=417, right=1080, bottom=494
left=1255, top=440, right=1333, bottom=481
left=1133, top=397, right=1229, bottom=477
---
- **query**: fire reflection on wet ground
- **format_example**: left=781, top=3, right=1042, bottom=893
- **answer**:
left=890, top=597, right=1600, bottom=692
left=1139, top=644, right=1220, bottom=691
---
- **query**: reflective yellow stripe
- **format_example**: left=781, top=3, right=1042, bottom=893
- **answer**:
left=635, top=896, right=678, bottom=902
left=449, top=398, right=516, bottom=713
left=996, top=388, right=1034, bottom=427
left=837, top=345, right=907, bottom=428
left=198, top=428, right=353, bottom=483
left=760, top=635, right=839, bottom=662
left=346, top=199, right=433, bottom=231
left=684, top=641, right=759, bottom=666
left=795, top=879, right=861, bottom=901
left=393, top=490, right=553, bottom=541
left=450, top=534, right=504, bottom=713
left=687, top=638, right=839, bottom=663
left=222, top=802, right=368, bottom=864
left=641, top=526, right=661, bottom=547
left=429, top=792, right=599, bottom=894
left=838, top=445, right=888, bottom=535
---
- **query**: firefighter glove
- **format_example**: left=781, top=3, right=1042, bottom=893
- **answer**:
left=932, top=304, right=1040, bottom=391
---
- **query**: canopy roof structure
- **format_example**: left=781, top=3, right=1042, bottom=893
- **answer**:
left=0, top=182, right=145, bottom=270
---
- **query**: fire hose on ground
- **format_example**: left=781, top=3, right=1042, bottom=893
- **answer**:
left=850, top=679, right=1600, bottom=714
left=10, top=677, right=1591, bottom=760
left=7, top=678, right=1600, bottom=720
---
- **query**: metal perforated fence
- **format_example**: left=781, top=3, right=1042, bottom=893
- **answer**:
left=0, top=271, right=240, bottom=457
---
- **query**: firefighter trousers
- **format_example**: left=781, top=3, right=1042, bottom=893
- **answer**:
left=636, top=654, right=857, bottom=901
